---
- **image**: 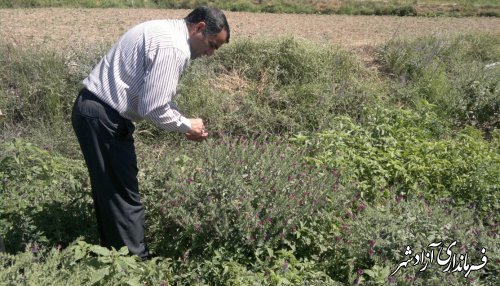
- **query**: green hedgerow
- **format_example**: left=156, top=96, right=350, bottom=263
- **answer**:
left=0, top=139, right=96, bottom=253
left=175, top=37, right=380, bottom=137
left=294, top=106, right=499, bottom=214
left=140, top=137, right=341, bottom=259
left=377, top=33, right=500, bottom=131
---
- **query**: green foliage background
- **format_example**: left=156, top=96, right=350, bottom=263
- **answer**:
left=0, top=33, right=499, bottom=284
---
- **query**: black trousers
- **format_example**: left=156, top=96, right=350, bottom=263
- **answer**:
left=71, top=88, right=149, bottom=258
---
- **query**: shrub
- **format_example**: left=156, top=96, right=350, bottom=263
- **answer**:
left=176, top=37, right=380, bottom=137
left=294, top=106, right=500, bottom=215
left=0, top=45, right=75, bottom=125
left=0, top=139, right=95, bottom=253
left=333, top=197, right=499, bottom=285
left=1, top=27, right=498, bottom=285
left=0, top=42, right=107, bottom=155
left=377, top=34, right=500, bottom=131
left=0, top=136, right=498, bottom=284
left=140, top=138, right=340, bottom=259
left=1, top=0, right=498, bottom=17
left=0, top=240, right=174, bottom=285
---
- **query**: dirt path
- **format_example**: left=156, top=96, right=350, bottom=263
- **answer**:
left=1, top=8, right=499, bottom=54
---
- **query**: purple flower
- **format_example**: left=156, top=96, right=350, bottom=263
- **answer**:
left=283, top=260, right=289, bottom=271
left=357, top=269, right=364, bottom=276
left=369, top=240, right=375, bottom=248
left=346, top=211, right=355, bottom=220
left=396, top=195, right=403, bottom=203
left=358, top=203, right=366, bottom=212
left=472, top=228, right=481, bottom=236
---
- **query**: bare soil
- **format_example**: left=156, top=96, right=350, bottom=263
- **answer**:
left=1, top=8, right=500, bottom=60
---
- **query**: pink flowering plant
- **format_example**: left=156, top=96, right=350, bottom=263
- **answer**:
left=143, top=137, right=341, bottom=260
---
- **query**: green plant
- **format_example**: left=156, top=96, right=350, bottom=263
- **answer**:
left=1, top=0, right=499, bottom=17
left=0, top=44, right=78, bottom=125
left=294, top=106, right=500, bottom=214
left=377, top=34, right=500, bottom=131
left=0, top=139, right=94, bottom=253
left=141, top=138, right=340, bottom=259
left=342, top=197, right=499, bottom=285
left=0, top=41, right=107, bottom=155
left=1, top=26, right=499, bottom=285
left=176, top=37, right=379, bottom=137
left=0, top=240, right=174, bottom=285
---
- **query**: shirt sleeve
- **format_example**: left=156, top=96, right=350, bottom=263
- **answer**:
left=138, top=47, right=191, bottom=133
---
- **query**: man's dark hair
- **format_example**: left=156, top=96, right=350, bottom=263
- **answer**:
left=185, top=6, right=230, bottom=43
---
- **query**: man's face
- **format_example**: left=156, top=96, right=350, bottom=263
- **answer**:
left=189, top=22, right=228, bottom=60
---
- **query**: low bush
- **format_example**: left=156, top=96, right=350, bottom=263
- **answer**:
left=294, top=106, right=499, bottom=215
left=0, top=42, right=104, bottom=155
left=0, top=38, right=380, bottom=144
left=1, top=32, right=499, bottom=285
left=0, top=139, right=96, bottom=253
left=339, top=2, right=417, bottom=16
left=1, top=139, right=497, bottom=285
left=0, top=241, right=174, bottom=285
left=377, top=34, right=500, bottom=132
left=140, top=138, right=340, bottom=259
left=176, top=37, right=380, bottom=137
left=0, top=46, right=76, bottom=125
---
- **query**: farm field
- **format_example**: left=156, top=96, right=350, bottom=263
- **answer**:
left=1, top=7, right=499, bottom=286
left=1, top=8, right=500, bottom=53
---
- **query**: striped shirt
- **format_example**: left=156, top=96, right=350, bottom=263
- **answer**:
left=83, top=19, right=192, bottom=133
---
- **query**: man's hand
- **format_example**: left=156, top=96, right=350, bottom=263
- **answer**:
left=185, top=131, right=208, bottom=142
left=186, top=118, right=208, bottom=142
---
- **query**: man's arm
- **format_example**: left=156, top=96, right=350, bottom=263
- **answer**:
left=139, top=47, right=205, bottom=138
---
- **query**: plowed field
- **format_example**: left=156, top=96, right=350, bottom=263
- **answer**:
left=1, top=8, right=499, bottom=60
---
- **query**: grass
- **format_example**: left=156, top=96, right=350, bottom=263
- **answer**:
left=175, top=38, right=382, bottom=137
left=377, top=33, right=500, bottom=132
left=0, top=33, right=499, bottom=284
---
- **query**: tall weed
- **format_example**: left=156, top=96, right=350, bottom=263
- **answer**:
left=0, top=42, right=106, bottom=155
left=177, top=37, right=380, bottom=137
left=140, top=138, right=340, bottom=259
left=295, top=106, right=500, bottom=215
left=0, top=139, right=95, bottom=253
left=377, top=34, right=500, bottom=131
left=0, top=137, right=498, bottom=284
